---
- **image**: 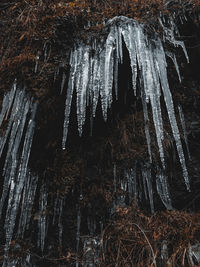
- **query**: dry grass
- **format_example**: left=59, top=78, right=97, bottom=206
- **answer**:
left=98, top=201, right=200, bottom=266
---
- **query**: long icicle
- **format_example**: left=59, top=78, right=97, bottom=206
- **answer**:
left=62, top=16, right=190, bottom=189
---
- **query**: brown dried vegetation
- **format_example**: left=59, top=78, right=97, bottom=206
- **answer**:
left=99, top=202, right=200, bottom=267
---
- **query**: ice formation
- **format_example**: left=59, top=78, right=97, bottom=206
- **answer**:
left=5, top=253, right=35, bottom=267
left=62, top=16, right=190, bottom=190
left=82, top=236, right=101, bottom=267
left=52, top=193, right=65, bottom=245
left=37, top=182, right=48, bottom=251
left=114, top=162, right=173, bottom=213
left=0, top=82, right=38, bottom=264
left=178, top=105, right=191, bottom=160
left=0, top=14, right=193, bottom=265
left=156, top=171, right=172, bottom=210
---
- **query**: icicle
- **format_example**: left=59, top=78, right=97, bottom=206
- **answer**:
left=54, top=66, right=60, bottom=82
left=159, top=17, right=189, bottom=63
left=62, top=49, right=78, bottom=149
left=101, top=28, right=115, bottom=120
left=114, top=25, right=123, bottom=64
left=174, top=40, right=189, bottom=63
left=43, top=41, right=51, bottom=62
left=166, top=51, right=181, bottom=82
left=76, top=45, right=90, bottom=135
left=52, top=193, right=59, bottom=225
left=142, top=166, right=154, bottom=213
left=0, top=84, right=37, bottom=261
left=3, top=94, right=30, bottom=176
left=121, top=23, right=137, bottom=95
left=0, top=93, right=10, bottom=126
left=161, top=240, right=169, bottom=263
left=0, top=79, right=17, bottom=127
left=4, top=253, right=35, bottom=267
left=52, top=194, right=64, bottom=245
left=146, top=169, right=154, bottom=214
left=0, top=91, right=27, bottom=217
left=76, top=204, right=81, bottom=252
left=113, top=53, right=118, bottom=100
left=37, top=182, right=48, bottom=252
left=156, top=171, right=172, bottom=210
left=154, top=39, right=190, bottom=190
left=4, top=100, right=37, bottom=255
left=61, top=16, right=190, bottom=189
left=188, top=244, right=200, bottom=265
left=34, top=52, right=40, bottom=73
left=178, top=105, right=191, bottom=160
left=17, top=171, right=38, bottom=237
left=142, top=167, right=148, bottom=201
left=141, top=86, right=152, bottom=163
left=92, top=49, right=101, bottom=117
left=83, top=236, right=101, bottom=267
left=0, top=89, right=22, bottom=159
left=43, top=42, right=48, bottom=61
left=0, top=90, right=32, bottom=218
left=60, top=72, right=66, bottom=95
left=5, top=80, right=17, bottom=120
left=143, top=42, right=165, bottom=167
left=126, top=164, right=137, bottom=203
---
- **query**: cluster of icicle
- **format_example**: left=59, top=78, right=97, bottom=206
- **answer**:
left=4, top=252, right=35, bottom=267
left=0, top=81, right=38, bottom=266
left=113, top=163, right=172, bottom=214
left=62, top=16, right=190, bottom=190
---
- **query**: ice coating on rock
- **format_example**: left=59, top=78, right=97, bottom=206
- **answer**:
left=62, top=15, right=190, bottom=188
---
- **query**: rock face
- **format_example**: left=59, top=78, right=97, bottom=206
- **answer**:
left=0, top=1, right=200, bottom=266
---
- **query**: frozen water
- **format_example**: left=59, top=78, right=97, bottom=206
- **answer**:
left=52, top=194, right=65, bottom=245
left=156, top=170, right=172, bottom=210
left=0, top=83, right=37, bottom=261
left=178, top=105, right=191, bottom=160
left=62, top=16, right=190, bottom=190
left=37, top=182, right=48, bottom=251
